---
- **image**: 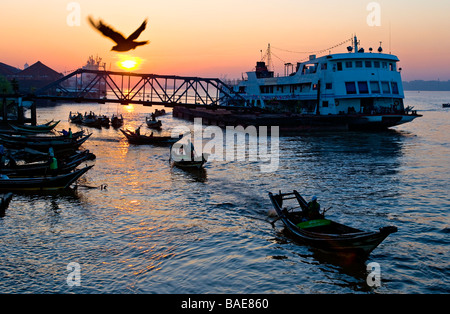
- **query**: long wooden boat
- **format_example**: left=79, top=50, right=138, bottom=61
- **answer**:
left=0, top=133, right=92, bottom=152
left=0, top=130, right=84, bottom=142
left=172, top=155, right=207, bottom=169
left=0, top=150, right=95, bottom=177
left=269, top=190, right=397, bottom=257
left=169, top=139, right=208, bottom=169
left=120, top=129, right=180, bottom=145
left=82, top=116, right=102, bottom=128
left=0, top=165, right=94, bottom=191
left=9, top=120, right=60, bottom=133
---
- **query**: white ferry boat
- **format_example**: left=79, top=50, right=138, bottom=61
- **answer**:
left=224, top=36, right=421, bottom=130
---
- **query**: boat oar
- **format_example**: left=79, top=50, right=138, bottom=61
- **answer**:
left=270, top=215, right=282, bottom=227
left=270, top=205, right=301, bottom=227
left=322, top=206, right=332, bottom=216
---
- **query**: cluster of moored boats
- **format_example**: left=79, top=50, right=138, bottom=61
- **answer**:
left=0, top=120, right=96, bottom=209
left=69, top=111, right=124, bottom=129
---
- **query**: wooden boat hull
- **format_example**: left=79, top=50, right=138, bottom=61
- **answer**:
left=172, top=158, right=206, bottom=169
left=0, top=133, right=92, bottom=153
left=269, top=190, right=397, bottom=256
left=0, top=150, right=95, bottom=177
left=146, top=119, right=162, bottom=129
left=69, top=112, right=83, bottom=124
left=111, top=115, right=124, bottom=128
left=9, top=120, right=60, bottom=133
left=120, top=129, right=180, bottom=145
left=0, top=165, right=94, bottom=191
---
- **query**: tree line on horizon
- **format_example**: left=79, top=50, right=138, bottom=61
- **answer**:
left=403, top=80, right=450, bottom=91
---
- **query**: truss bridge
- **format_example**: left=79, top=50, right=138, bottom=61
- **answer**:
left=32, top=69, right=245, bottom=108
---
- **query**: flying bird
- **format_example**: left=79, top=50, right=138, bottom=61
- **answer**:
left=88, top=16, right=149, bottom=52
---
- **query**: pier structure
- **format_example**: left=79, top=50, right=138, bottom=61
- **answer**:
left=32, top=69, right=244, bottom=108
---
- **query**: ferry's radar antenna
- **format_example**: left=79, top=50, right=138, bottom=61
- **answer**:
left=378, top=41, right=383, bottom=53
left=353, top=35, right=359, bottom=53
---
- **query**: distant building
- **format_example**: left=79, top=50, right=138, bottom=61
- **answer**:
left=0, top=62, right=20, bottom=77
left=8, top=61, right=63, bottom=93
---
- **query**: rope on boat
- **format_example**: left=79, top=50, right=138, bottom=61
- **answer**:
left=272, top=37, right=353, bottom=55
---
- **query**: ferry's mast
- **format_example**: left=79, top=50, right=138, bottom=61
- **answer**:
left=261, top=44, right=273, bottom=71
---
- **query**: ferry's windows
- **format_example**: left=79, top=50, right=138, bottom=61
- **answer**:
left=358, top=81, right=369, bottom=94
left=355, top=61, right=363, bottom=68
left=389, top=63, right=396, bottom=71
left=260, top=86, right=274, bottom=94
left=391, top=82, right=399, bottom=94
left=325, top=83, right=332, bottom=90
left=322, top=101, right=329, bottom=107
left=345, top=82, right=357, bottom=94
left=337, top=62, right=343, bottom=71
left=382, top=62, right=388, bottom=69
left=300, top=83, right=311, bottom=92
left=374, top=61, right=380, bottom=68
left=370, top=81, right=380, bottom=93
left=345, top=61, right=353, bottom=68
left=381, top=81, right=391, bottom=94
left=321, top=63, right=328, bottom=70
left=365, top=61, right=372, bottom=68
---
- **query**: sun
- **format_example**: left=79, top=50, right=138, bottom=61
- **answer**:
left=120, top=60, right=137, bottom=70
left=117, top=55, right=142, bottom=71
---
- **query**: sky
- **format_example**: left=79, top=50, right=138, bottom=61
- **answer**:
left=1, top=0, right=450, bottom=80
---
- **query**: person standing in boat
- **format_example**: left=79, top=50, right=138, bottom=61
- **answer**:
left=306, top=196, right=321, bottom=220
left=0, top=145, right=5, bottom=168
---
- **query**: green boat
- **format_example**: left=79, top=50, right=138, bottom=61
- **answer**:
left=9, top=120, right=60, bottom=133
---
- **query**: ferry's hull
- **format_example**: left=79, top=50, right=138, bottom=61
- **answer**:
left=348, top=114, right=421, bottom=130
left=173, top=106, right=421, bottom=132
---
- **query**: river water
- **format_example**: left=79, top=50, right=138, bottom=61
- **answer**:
left=0, top=91, right=448, bottom=294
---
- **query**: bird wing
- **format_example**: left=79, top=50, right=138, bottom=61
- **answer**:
left=126, top=19, right=147, bottom=41
left=88, top=17, right=126, bottom=44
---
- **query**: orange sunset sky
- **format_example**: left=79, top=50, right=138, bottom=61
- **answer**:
left=1, top=0, right=450, bottom=80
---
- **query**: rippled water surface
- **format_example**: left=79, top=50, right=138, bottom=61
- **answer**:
left=0, top=91, right=449, bottom=294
